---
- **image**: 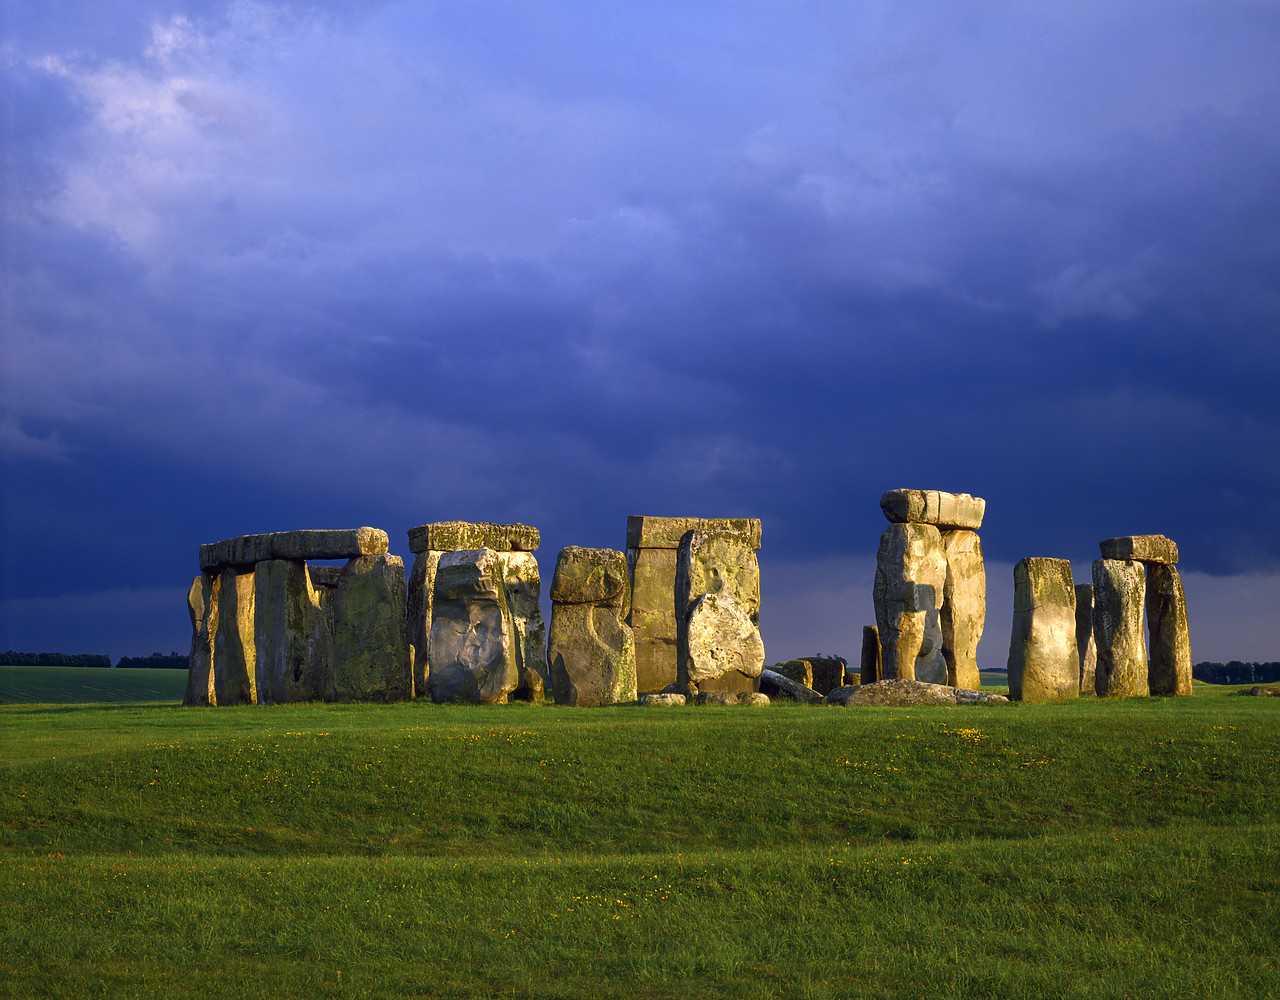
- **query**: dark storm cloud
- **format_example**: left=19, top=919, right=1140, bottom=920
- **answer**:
left=4, top=1, right=1280, bottom=658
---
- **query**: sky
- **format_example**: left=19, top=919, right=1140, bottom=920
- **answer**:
left=3, top=1, right=1280, bottom=667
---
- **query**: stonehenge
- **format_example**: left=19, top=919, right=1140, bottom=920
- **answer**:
left=184, top=508, right=1193, bottom=708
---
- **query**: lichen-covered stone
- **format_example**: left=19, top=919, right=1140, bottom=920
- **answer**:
left=680, top=592, right=765, bottom=685
left=213, top=567, right=256, bottom=705
left=860, top=626, right=881, bottom=684
left=776, top=657, right=845, bottom=695
left=550, top=546, right=630, bottom=609
left=824, top=678, right=1008, bottom=706
left=428, top=548, right=518, bottom=704
left=695, top=690, right=770, bottom=706
left=1093, top=559, right=1148, bottom=698
left=333, top=553, right=410, bottom=702
left=1007, top=558, right=1079, bottom=703
left=1075, top=583, right=1097, bottom=694
left=548, top=604, right=636, bottom=706
left=941, top=529, right=985, bottom=690
left=406, top=521, right=540, bottom=554
left=639, top=692, right=686, bottom=706
left=406, top=551, right=441, bottom=698
left=880, top=490, right=985, bottom=530
left=873, top=523, right=947, bottom=683
left=1146, top=564, right=1192, bottom=696
left=200, top=528, right=389, bottom=571
left=184, top=574, right=216, bottom=707
left=626, top=515, right=762, bottom=550
left=254, top=559, right=332, bottom=704
left=627, top=546, right=681, bottom=693
left=674, top=529, right=761, bottom=622
left=501, top=551, right=548, bottom=702
left=1099, top=535, right=1178, bottom=565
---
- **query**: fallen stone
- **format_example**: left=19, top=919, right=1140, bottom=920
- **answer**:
left=1093, top=559, right=1148, bottom=698
left=428, top=548, right=518, bottom=704
left=548, top=547, right=636, bottom=707
left=879, top=490, right=985, bottom=530
left=680, top=592, right=765, bottom=685
left=695, top=690, right=770, bottom=706
left=333, top=553, right=411, bottom=702
left=1007, top=557, right=1079, bottom=703
left=1099, top=535, right=1178, bottom=565
left=639, top=692, right=686, bottom=706
left=784, top=657, right=847, bottom=695
left=824, top=678, right=1008, bottom=706
left=1075, top=584, right=1097, bottom=695
left=200, top=528, right=389, bottom=571
left=941, top=529, right=985, bottom=690
left=407, top=520, right=540, bottom=555
left=860, top=626, right=881, bottom=684
left=184, top=574, right=215, bottom=707
left=873, top=523, right=947, bottom=683
left=213, top=566, right=256, bottom=706
left=1146, top=563, right=1193, bottom=697
left=758, top=668, right=824, bottom=704
left=1241, top=685, right=1280, bottom=696
left=773, top=659, right=813, bottom=687
left=254, top=559, right=333, bottom=704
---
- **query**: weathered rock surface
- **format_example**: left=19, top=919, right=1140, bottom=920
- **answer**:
left=824, top=679, right=1008, bottom=706
left=873, top=523, right=947, bottom=683
left=407, top=521, right=540, bottom=555
left=639, top=692, right=686, bottom=706
left=861, top=626, right=881, bottom=684
left=679, top=592, right=765, bottom=686
left=941, top=529, right=985, bottom=690
left=333, top=553, right=410, bottom=702
left=406, top=551, right=441, bottom=698
left=547, top=547, right=636, bottom=707
left=778, top=657, right=846, bottom=695
left=1241, top=685, right=1280, bottom=696
left=307, top=565, right=340, bottom=636
left=773, top=659, right=813, bottom=687
left=184, top=574, right=216, bottom=707
left=1093, top=559, right=1148, bottom=698
left=626, top=515, right=762, bottom=693
left=200, top=528, right=389, bottom=571
left=1074, top=584, right=1097, bottom=694
left=1007, top=558, right=1079, bottom=703
left=1099, top=534, right=1178, bottom=565
left=1146, top=563, right=1193, bottom=697
left=254, top=559, right=333, bottom=704
left=213, top=566, right=256, bottom=706
left=880, top=490, right=985, bottom=531
left=674, top=529, right=761, bottom=621
left=627, top=515, right=762, bottom=550
left=502, top=551, right=548, bottom=702
left=428, top=548, right=518, bottom=704
left=758, top=668, right=824, bottom=704
left=695, top=690, right=770, bottom=706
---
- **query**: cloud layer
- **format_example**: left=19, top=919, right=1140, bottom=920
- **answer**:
left=4, top=1, right=1280, bottom=659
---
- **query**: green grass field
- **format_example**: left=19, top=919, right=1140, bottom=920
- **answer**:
left=1, top=678, right=1277, bottom=998
left=0, top=665, right=187, bottom=704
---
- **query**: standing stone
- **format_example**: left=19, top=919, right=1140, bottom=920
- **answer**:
left=873, top=523, right=947, bottom=683
left=1092, top=559, right=1148, bottom=698
left=675, top=528, right=763, bottom=693
left=1074, top=583, right=1097, bottom=694
left=940, top=530, right=985, bottom=690
left=860, top=626, right=881, bottom=685
left=428, top=548, right=519, bottom=704
left=1146, top=564, right=1192, bottom=696
left=1006, top=558, right=1079, bottom=703
left=213, top=566, right=256, bottom=706
left=626, top=515, right=762, bottom=693
left=254, top=559, right=332, bottom=704
left=547, top=546, right=636, bottom=706
left=502, top=551, right=549, bottom=702
left=406, top=551, right=441, bottom=699
left=681, top=592, right=765, bottom=685
left=307, top=566, right=340, bottom=637
left=184, top=574, right=216, bottom=706
left=333, top=553, right=410, bottom=702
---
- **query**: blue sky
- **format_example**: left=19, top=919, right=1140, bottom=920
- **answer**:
left=4, top=1, right=1280, bottom=664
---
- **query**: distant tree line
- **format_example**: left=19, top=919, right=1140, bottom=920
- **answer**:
left=114, top=652, right=188, bottom=670
left=1193, top=661, right=1280, bottom=685
left=2, top=651, right=112, bottom=668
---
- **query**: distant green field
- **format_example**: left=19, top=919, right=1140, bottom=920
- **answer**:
left=1, top=687, right=1277, bottom=998
left=0, top=664, right=187, bottom=704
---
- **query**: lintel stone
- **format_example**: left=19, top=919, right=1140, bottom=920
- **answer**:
left=626, top=515, right=762, bottom=551
left=879, top=490, right=985, bottom=530
left=407, top=521, right=540, bottom=554
left=200, top=528, right=389, bottom=571
left=1098, top=535, right=1179, bottom=565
